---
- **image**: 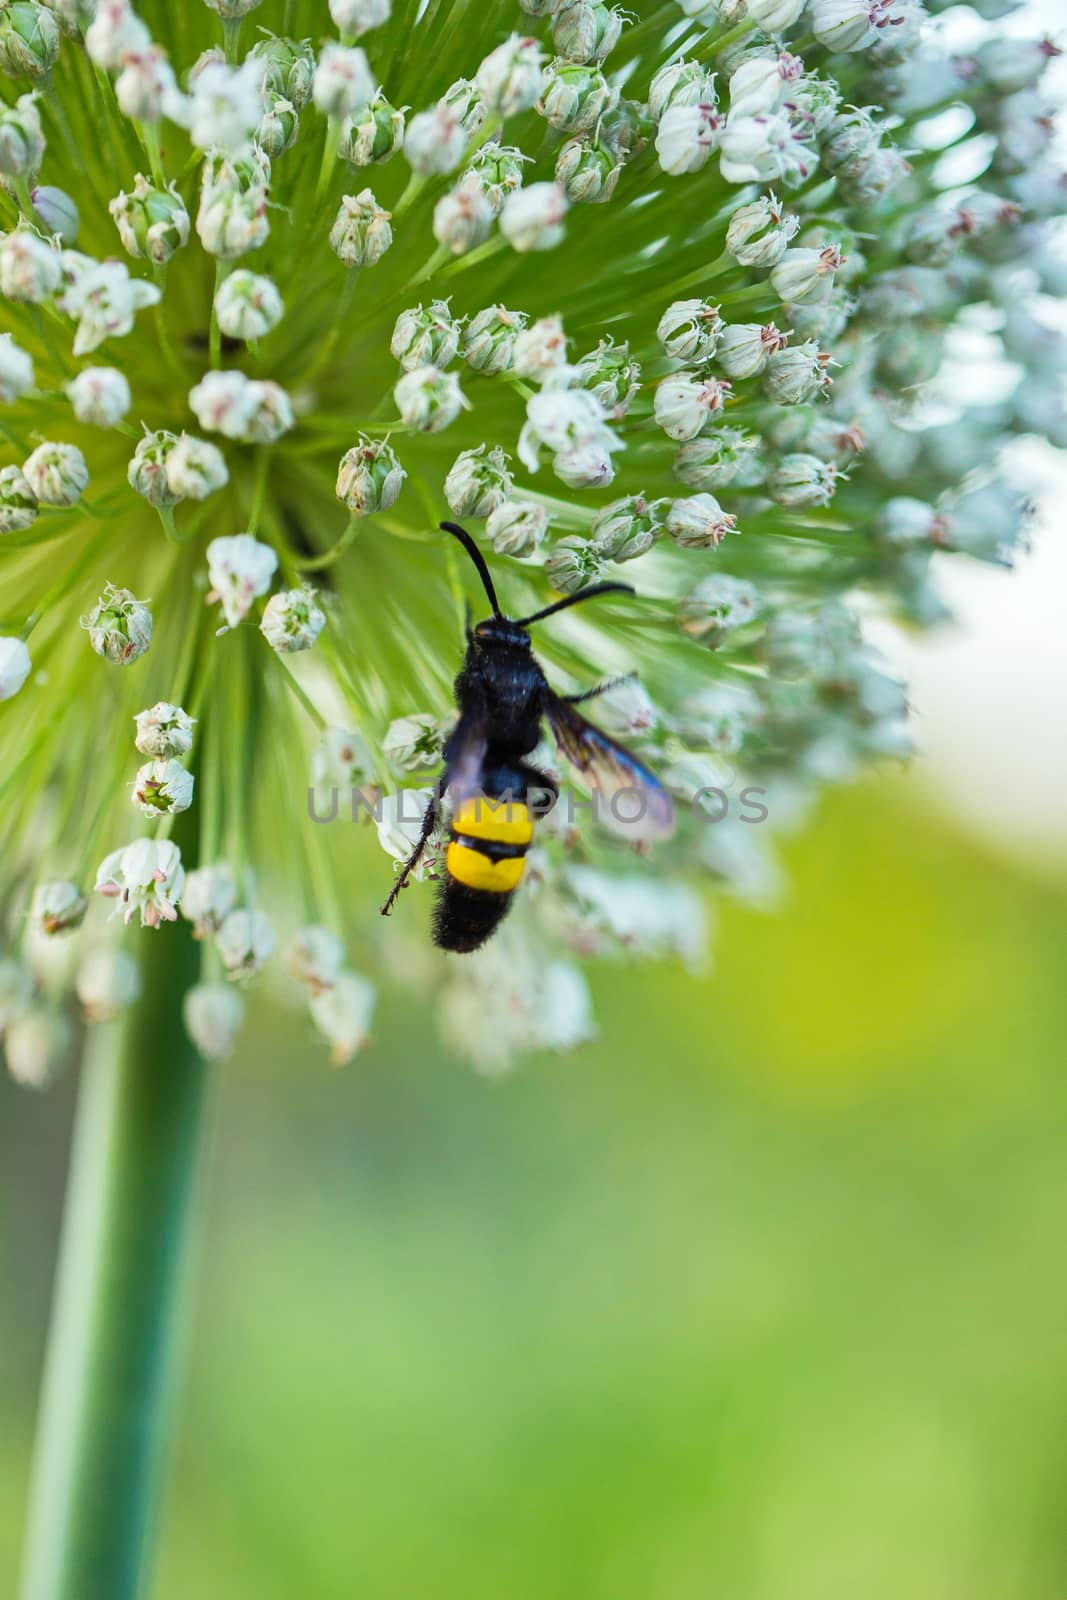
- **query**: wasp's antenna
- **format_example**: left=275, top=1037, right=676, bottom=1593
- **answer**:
left=440, top=521, right=501, bottom=617
left=514, top=582, right=635, bottom=628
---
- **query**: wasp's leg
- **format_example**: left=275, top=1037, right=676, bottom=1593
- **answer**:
left=563, top=673, right=637, bottom=707
left=380, top=777, right=445, bottom=917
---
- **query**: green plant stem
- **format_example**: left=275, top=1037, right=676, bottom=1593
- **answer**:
left=18, top=927, right=207, bottom=1600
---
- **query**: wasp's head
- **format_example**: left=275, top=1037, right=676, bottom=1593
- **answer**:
left=472, top=617, right=531, bottom=650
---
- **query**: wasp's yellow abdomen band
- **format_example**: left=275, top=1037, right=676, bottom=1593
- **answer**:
left=446, top=841, right=526, bottom=895
left=452, top=796, right=534, bottom=847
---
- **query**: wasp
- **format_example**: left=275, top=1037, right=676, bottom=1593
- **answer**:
left=380, top=522, right=675, bottom=953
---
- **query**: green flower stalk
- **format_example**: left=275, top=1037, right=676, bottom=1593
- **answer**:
left=0, top=0, right=1062, bottom=1593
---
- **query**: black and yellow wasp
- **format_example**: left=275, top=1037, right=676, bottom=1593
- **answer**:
left=380, top=523, right=675, bottom=953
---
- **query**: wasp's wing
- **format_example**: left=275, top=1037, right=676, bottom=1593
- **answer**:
left=543, top=691, right=676, bottom=843
left=440, top=691, right=489, bottom=805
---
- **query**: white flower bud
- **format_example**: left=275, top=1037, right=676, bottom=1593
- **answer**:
left=0, top=230, right=60, bottom=303
left=310, top=970, right=375, bottom=1065
left=260, top=586, right=326, bottom=654
left=0, top=464, right=37, bottom=533
left=23, top=440, right=87, bottom=506
left=128, top=428, right=180, bottom=506
left=394, top=365, right=467, bottom=432
left=0, top=332, right=34, bottom=404
left=445, top=444, right=513, bottom=518
left=876, top=497, right=946, bottom=548
left=594, top=679, right=659, bottom=737
left=432, top=180, right=492, bottom=255
left=539, top=58, right=614, bottom=134
left=114, top=43, right=186, bottom=124
left=678, top=574, right=761, bottom=642
left=463, top=304, right=527, bottom=374
left=336, top=435, right=406, bottom=513
left=31, top=879, right=87, bottom=935
left=475, top=34, right=545, bottom=115
left=667, top=493, right=739, bottom=550
left=553, top=439, right=616, bottom=490
left=183, top=982, right=244, bottom=1060
left=770, top=244, right=844, bottom=303
left=217, top=908, right=275, bottom=979
left=500, top=181, right=568, bottom=252
left=716, top=321, right=788, bottom=380
left=214, top=268, right=283, bottom=339
left=764, top=341, right=833, bottom=404
left=67, top=366, right=131, bottom=428
left=648, top=59, right=716, bottom=123
left=58, top=258, right=161, bottom=354
left=768, top=452, right=839, bottom=507
left=462, top=141, right=530, bottom=214
left=206, top=533, right=278, bottom=629
left=976, top=35, right=1061, bottom=93
left=513, top=315, right=568, bottom=381
left=518, top=380, right=621, bottom=474
left=746, top=0, right=805, bottom=25
left=312, top=43, right=375, bottom=118
left=673, top=428, right=760, bottom=491
left=654, top=373, right=730, bottom=442
left=197, top=148, right=270, bottom=258
left=383, top=713, right=445, bottom=772
left=810, top=0, right=889, bottom=52
left=81, top=584, right=153, bottom=664
left=591, top=494, right=668, bottom=562
left=33, top=186, right=78, bottom=249
left=85, top=1, right=150, bottom=70
left=573, top=336, right=640, bottom=416
left=544, top=535, right=604, bottom=594
left=4, top=1009, right=69, bottom=1090
left=0, top=0, right=60, bottom=78
left=0, top=92, right=44, bottom=178
left=134, top=701, right=195, bottom=758
left=0, top=958, right=32, bottom=1035
left=656, top=298, right=722, bottom=365
left=285, top=925, right=345, bottom=994
left=248, top=34, right=315, bottom=109
left=486, top=498, right=548, bottom=559
left=391, top=300, right=462, bottom=371
left=0, top=635, right=32, bottom=699
left=255, top=95, right=299, bottom=158
left=404, top=101, right=467, bottom=176
left=554, top=136, right=620, bottom=204
left=719, top=110, right=815, bottom=187
left=338, top=88, right=405, bottom=165
left=132, top=757, right=194, bottom=817
left=165, top=433, right=229, bottom=501
left=76, top=947, right=141, bottom=1022
left=189, top=59, right=267, bottom=153
left=727, top=53, right=802, bottom=120
left=188, top=370, right=292, bottom=442
left=180, top=863, right=237, bottom=937
left=95, top=838, right=185, bottom=928
left=656, top=102, right=722, bottom=176
left=330, top=0, right=391, bottom=34
left=242, top=378, right=294, bottom=441
left=312, top=725, right=374, bottom=788
left=553, top=2, right=624, bottom=65
left=329, top=187, right=392, bottom=266
left=725, top=191, right=799, bottom=268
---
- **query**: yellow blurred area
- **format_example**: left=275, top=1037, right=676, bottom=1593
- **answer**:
left=3, top=772, right=1065, bottom=1599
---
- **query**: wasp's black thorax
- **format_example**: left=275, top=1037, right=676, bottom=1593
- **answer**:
left=456, top=621, right=546, bottom=759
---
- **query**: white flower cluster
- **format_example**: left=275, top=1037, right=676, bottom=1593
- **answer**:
left=0, top=0, right=1062, bottom=1080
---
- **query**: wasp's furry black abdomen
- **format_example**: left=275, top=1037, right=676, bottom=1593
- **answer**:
left=433, top=880, right=514, bottom=953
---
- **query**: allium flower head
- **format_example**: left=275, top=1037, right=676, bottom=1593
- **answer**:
left=0, top=0, right=1058, bottom=1075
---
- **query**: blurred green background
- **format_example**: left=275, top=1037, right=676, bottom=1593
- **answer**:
left=3, top=772, right=1066, bottom=1600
